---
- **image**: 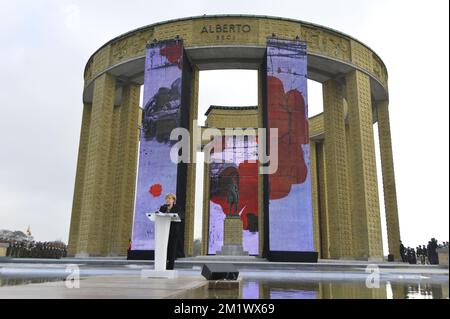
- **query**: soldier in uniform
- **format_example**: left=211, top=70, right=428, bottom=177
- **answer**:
left=421, top=245, right=428, bottom=264
left=6, top=241, right=12, bottom=257
left=19, top=242, right=24, bottom=258
left=411, top=248, right=417, bottom=264
left=11, top=242, right=16, bottom=257
left=416, top=246, right=422, bottom=264
left=429, top=238, right=439, bottom=265
left=400, top=240, right=406, bottom=262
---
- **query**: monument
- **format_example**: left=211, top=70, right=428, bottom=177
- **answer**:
left=67, top=15, right=400, bottom=263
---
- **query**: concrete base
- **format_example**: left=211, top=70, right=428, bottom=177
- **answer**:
left=3, top=256, right=449, bottom=273
left=220, top=217, right=248, bottom=256
left=338, top=256, right=384, bottom=262
left=437, top=248, right=448, bottom=266
left=0, top=243, right=8, bottom=257
left=217, top=244, right=248, bottom=256
left=141, top=269, right=178, bottom=279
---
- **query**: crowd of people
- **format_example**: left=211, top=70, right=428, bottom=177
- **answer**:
left=0, top=239, right=67, bottom=259
left=400, top=238, right=448, bottom=265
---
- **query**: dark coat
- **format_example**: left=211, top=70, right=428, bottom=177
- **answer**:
left=159, top=204, right=184, bottom=221
left=158, top=203, right=185, bottom=269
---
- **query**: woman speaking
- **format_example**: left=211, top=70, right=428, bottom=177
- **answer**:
left=158, top=193, right=182, bottom=270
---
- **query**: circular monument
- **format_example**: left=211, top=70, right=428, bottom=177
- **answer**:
left=68, top=15, right=400, bottom=262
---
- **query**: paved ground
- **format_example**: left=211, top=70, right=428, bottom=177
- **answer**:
left=0, top=274, right=206, bottom=299
left=0, top=257, right=448, bottom=299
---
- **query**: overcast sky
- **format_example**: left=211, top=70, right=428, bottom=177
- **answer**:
left=0, top=1, right=448, bottom=253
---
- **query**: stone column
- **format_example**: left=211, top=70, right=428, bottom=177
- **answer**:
left=76, top=73, right=116, bottom=256
left=184, top=66, right=200, bottom=257
left=67, top=103, right=92, bottom=256
left=316, top=142, right=330, bottom=258
left=105, top=83, right=141, bottom=256
left=322, top=79, right=352, bottom=258
left=102, top=97, right=121, bottom=256
left=345, top=120, right=355, bottom=255
left=377, top=100, right=401, bottom=260
left=309, top=140, right=321, bottom=255
left=346, top=70, right=383, bottom=260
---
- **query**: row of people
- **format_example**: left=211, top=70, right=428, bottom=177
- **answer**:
left=400, top=238, right=447, bottom=265
left=1, top=240, right=67, bottom=259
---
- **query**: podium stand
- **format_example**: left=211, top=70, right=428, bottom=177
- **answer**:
left=141, top=212, right=181, bottom=279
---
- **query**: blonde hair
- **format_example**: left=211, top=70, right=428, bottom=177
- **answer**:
left=165, top=193, right=177, bottom=201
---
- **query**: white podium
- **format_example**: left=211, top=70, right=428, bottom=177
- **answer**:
left=141, top=212, right=181, bottom=279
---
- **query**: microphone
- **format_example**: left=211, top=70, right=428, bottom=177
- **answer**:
left=159, top=204, right=169, bottom=213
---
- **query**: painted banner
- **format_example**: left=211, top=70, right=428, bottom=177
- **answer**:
left=131, top=39, right=184, bottom=251
left=208, top=135, right=259, bottom=255
left=266, top=38, right=314, bottom=252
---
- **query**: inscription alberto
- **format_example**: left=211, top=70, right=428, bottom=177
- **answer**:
left=200, top=24, right=251, bottom=34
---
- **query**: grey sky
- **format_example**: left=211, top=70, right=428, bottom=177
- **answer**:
left=0, top=1, right=448, bottom=251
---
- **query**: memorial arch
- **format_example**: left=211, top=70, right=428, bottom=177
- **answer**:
left=68, top=15, right=400, bottom=262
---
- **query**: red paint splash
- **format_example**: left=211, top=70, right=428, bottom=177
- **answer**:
left=267, top=75, right=308, bottom=200
left=148, top=184, right=162, bottom=197
left=160, top=42, right=183, bottom=69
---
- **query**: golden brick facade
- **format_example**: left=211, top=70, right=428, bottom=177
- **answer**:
left=69, top=15, right=399, bottom=261
left=309, top=141, right=321, bottom=253
left=346, top=70, right=383, bottom=260
left=183, top=67, right=200, bottom=257
left=70, top=74, right=141, bottom=256
left=323, top=79, right=352, bottom=258
left=316, top=141, right=330, bottom=258
left=67, top=103, right=91, bottom=256
left=376, top=100, right=401, bottom=259
left=107, top=84, right=141, bottom=255
left=77, top=73, right=116, bottom=256
left=83, top=16, right=388, bottom=89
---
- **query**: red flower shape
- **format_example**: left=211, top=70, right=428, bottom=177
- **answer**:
left=267, top=75, right=309, bottom=200
left=160, top=42, right=183, bottom=69
left=148, top=184, right=162, bottom=197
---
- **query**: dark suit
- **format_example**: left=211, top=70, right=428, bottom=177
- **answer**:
left=159, top=204, right=183, bottom=269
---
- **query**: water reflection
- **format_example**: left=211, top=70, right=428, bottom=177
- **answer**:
left=176, top=279, right=449, bottom=299
left=402, top=282, right=447, bottom=299
left=0, top=276, right=66, bottom=287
